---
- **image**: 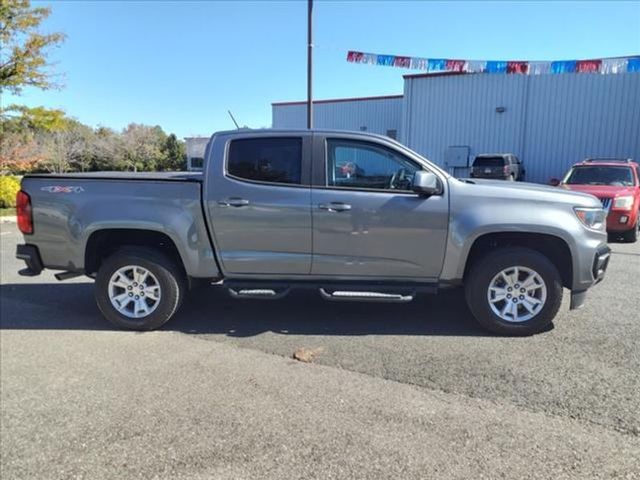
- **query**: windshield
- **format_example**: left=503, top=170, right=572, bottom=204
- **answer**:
left=564, top=166, right=635, bottom=186
left=473, top=157, right=505, bottom=167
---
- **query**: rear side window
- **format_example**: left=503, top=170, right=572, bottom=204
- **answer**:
left=473, top=156, right=505, bottom=167
left=227, top=137, right=302, bottom=185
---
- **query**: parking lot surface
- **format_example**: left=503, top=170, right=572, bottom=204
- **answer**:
left=1, top=222, right=639, bottom=479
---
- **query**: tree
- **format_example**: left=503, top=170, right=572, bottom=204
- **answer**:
left=1, top=104, right=67, bottom=132
left=0, top=131, right=44, bottom=173
left=0, top=0, right=66, bottom=95
left=159, top=133, right=186, bottom=171
left=0, top=0, right=67, bottom=173
left=90, top=126, right=124, bottom=171
left=0, top=104, right=62, bottom=173
left=121, top=123, right=167, bottom=172
left=40, top=125, right=85, bottom=173
left=64, top=120, right=95, bottom=172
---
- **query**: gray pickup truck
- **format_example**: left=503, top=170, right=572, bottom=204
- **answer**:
left=15, top=130, right=611, bottom=335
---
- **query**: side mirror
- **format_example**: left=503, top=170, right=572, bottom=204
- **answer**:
left=548, top=178, right=560, bottom=187
left=412, top=171, right=442, bottom=196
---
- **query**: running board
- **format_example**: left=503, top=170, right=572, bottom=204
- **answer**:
left=222, top=280, right=435, bottom=302
left=227, top=287, right=290, bottom=300
left=319, top=288, right=414, bottom=303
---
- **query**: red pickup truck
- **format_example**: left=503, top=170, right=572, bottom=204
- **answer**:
left=552, top=158, right=640, bottom=242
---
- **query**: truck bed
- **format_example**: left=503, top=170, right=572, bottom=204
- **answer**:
left=19, top=172, right=218, bottom=279
left=25, top=171, right=203, bottom=182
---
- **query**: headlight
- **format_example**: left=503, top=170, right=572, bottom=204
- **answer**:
left=574, top=207, right=606, bottom=232
left=613, top=196, right=634, bottom=210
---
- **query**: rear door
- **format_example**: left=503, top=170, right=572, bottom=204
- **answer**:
left=205, top=133, right=312, bottom=275
left=310, top=134, right=449, bottom=279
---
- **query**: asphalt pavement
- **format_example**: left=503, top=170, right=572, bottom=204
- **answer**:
left=1, top=221, right=639, bottom=479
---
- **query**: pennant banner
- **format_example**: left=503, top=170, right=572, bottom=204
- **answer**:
left=346, top=51, right=640, bottom=75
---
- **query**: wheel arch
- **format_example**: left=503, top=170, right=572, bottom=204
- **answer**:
left=84, top=228, right=186, bottom=278
left=463, top=232, right=574, bottom=289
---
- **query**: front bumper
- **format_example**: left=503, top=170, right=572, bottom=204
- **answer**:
left=16, top=244, right=44, bottom=276
left=606, top=209, right=638, bottom=232
left=592, top=245, right=611, bottom=284
left=570, top=244, right=611, bottom=310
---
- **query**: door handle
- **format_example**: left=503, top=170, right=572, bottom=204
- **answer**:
left=218, top=197, right=250, bottom=207
left=318, top=202, right=352, bottom=212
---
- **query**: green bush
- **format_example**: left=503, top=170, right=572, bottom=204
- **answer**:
left=0, top=176, right=21, bottom=208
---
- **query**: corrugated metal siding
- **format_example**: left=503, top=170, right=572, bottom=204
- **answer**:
left=272, top=97, right=403, bottom=137
left=404, top=73, right=640, bottom=183
left=403, top=74, right=527, bottom=174
left=523, top=74, right=640, bottom=182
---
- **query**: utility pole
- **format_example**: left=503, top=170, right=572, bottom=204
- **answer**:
left=307, top=0, right=313, bottom=129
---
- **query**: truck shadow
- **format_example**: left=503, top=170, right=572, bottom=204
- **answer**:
left=0, top=282, right=499, bottom=337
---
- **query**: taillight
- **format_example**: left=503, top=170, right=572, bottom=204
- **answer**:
left=503, top=165, right=509, bottom=174
left=16, top=190, right=33, bottom=234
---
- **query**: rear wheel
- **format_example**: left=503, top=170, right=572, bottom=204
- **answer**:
left=95, top=247, right=185, bottom=330
left=465, top=247, right=563, bottom=336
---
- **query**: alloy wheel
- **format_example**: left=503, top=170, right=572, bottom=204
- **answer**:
left=108, top=265, right=162, bottom=318
left=487, top=266, right=547, bottom=322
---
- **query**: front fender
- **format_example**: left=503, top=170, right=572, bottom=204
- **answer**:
left=440, top=199, right=598, bottom=290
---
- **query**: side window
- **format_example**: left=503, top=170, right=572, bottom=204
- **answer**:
left=227, top=137, right=302, bottom=185
left=326, top=139, right=419, bottom=191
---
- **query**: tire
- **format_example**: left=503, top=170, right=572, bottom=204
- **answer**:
left=95, top=247, right=186, bottom=330
left=621, top=218, right=639, bottom=243
left=464, top=247, right=563, bottom=336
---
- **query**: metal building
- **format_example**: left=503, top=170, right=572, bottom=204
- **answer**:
left=402, top=72, right=640, bottom=182
left=185, top=137, right=209, bottom=171
left=272, top=95, right=403, bottom=139
left=272, top=72, right=640, bottom=183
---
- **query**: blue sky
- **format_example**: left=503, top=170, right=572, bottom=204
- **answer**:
left=9, top=1, right=640, bottom=138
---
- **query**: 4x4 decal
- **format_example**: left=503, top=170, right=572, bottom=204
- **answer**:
left=40, top=186, right=85, bottom=193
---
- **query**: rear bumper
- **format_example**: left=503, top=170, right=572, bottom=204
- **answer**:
left=16, top=244, right=44, bottom=276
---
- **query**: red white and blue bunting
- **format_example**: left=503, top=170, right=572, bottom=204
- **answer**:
left=346, top=51, right=640, bottom=75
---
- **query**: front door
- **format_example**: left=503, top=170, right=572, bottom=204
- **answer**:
left=206, top=134, right=312, bottom=275
left=311, top=136, right=449, bottom=279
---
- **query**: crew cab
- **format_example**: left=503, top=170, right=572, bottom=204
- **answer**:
left=15, top=130, right=610, bottom=336
left=552, top=158, right=640, bottom=242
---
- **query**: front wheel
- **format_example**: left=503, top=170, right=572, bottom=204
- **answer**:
left=95, top=247, right=186, bottom=330
left=465, top=247, right=563, bottom=336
